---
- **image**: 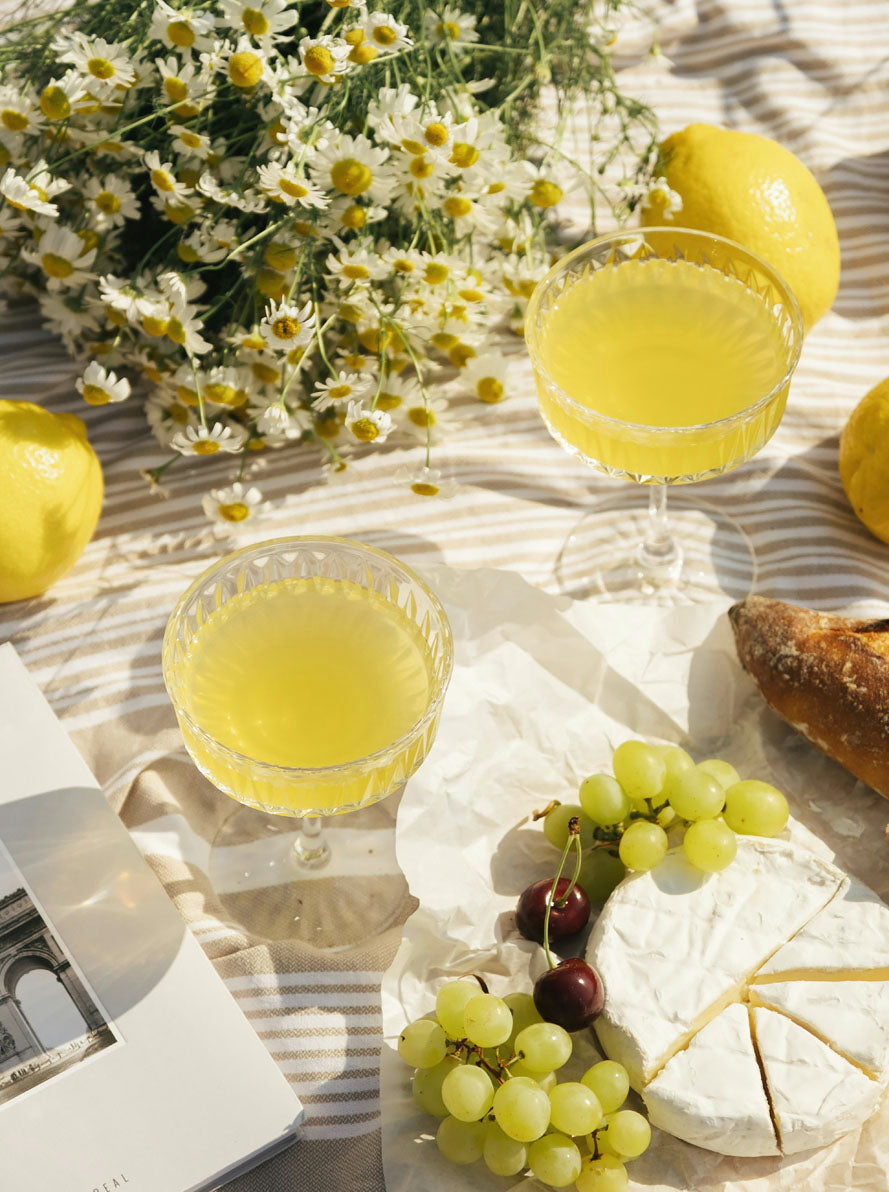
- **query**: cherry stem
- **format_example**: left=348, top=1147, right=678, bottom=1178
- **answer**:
left=554, top=832, right=584, bottom=908
left=542, top=819, right=582, bottom=970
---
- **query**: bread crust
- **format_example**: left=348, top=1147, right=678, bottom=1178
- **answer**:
left=729, top=596, right=889, bottom=800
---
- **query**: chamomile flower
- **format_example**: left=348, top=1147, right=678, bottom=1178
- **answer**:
left=76, top=360, right=131, bottom=406
left=37, top=72, right=88, bottom=122
left=0, top=163, right=68, bottom=217
left=155, top=56, right=210, bottom=112
left=248, top=398, right=311, bottom=438
left=345, top=400, right=392, bottom=443
left=311, top=133, right=395, bottom=205
left=223, top=38, right=271, bottom=91
left=0, top=88, right=43, bottom=136
left=297, top=36, right=351, bottom=85
left=325, top=243, right=388, bottom=284
left=39, top=291, right=99, bottom=340
left=171, top=421, right=247, bottom=456
left=257, top=160, right=328, bottom=208
left=260, top=298, right=316, bottom=351
left=372, top=369, right=422, bottom=413
left=56, top=33, right=137, bottom=93
left=394, top=463, right=458, bottom=498
left=642, top=176, right=683, bottom=221
left=202, top=481, right=268, bottom=524
left=170, top=124, right=213, bottom=159
left=218, top=0, right=298, bottom=45
left=144, top=149, right=192, bottom=200
left=148, top=1, right=216, bottom=52
left=424, top=7, right=479, bottom=45
left=311, top=370, right=372, bottom=411
left=362, top=13, right=412, bottom=53
left=21, top=225, right=97, bottom=290
left=84, top=175, right=140, bottom=229
left=462, top=352, right=509, bottom=403
left=397, top=393, right=457, bottom=444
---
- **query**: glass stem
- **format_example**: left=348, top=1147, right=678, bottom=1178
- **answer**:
left=636, top=483, right=683, bottom=584
left=292, top=816, right=331, bottom=870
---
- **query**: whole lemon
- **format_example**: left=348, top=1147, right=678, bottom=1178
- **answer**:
left=642, top=124, right=840, bottom=330
left=839, top=378, right=889, bottom=544
left=0, top=400, right=103, bottom=602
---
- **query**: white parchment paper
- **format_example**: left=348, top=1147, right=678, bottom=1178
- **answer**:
left=380, top=566, right=889, bottom=1192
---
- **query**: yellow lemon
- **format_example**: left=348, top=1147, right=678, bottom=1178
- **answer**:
left=642, top=124, right=840, bottom=330
left=0, top=401, right=103, bottom=602
left=839, top=377, right=889, bottom=544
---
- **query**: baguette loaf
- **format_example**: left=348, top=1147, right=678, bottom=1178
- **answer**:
left=729, top=596, right=889, bottom=800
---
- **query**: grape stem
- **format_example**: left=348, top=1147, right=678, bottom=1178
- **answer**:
left=532, top=800, right=561, bottom=822
left=542, top=820, right=583, bottom=971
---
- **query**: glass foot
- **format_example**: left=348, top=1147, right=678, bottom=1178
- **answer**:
left=555, top=490, right=756, bottom=603
left=208, top=799, right=411, bottom=949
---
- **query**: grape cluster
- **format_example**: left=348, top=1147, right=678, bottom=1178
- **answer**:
left=399, top=980, right=650, bottom=1189
left=542, top=741, right=790, bottom=883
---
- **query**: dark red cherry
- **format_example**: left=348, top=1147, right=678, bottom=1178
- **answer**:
left=516, top=878, right=591, bottom=944
left=533, top=958, right=605, bottom=1032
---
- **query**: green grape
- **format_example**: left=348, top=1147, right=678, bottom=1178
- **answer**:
left=412, top=1056, right=460, bottom=1117
left=578, top=849, right=626, bottom=906
left=515, top=1021, right=572, bottom=1071
left=581, top=1061, right=630, bottom=1114
left=579, top=774, right=631, bottom=827
left=509, top=1056, right=551, bottom=1080
left=483, top=1121, right=527, bottom=1176
left=435, top=980, right=479, bottom=1037
left=605, top=1109, right=651, bottom=1157
left=441, top=1063, right=495, bottom=1122
left=585, top=1129, right=620, bottom=1157
left=656, top=804, right=677, bottom=828
left=504, top=991, right=543, bottom=1045
left=493, top=1076, right=552, bottom=1141
left=657, top=744, right=695, bottom=790
left=527, top=1132, right=583, bottom=1187
left=435, top=1115, right=486, bottom=1164
left=618, top=820, right=668, bottom=872
left=723, top=779, right=789, bottom=837
left=575, top=1154, right=629, bottom=1192
left=612, top=740, right=666, bottom=802
left=544, top=801, right=596, bottom=848
left=667, top=768, right=725, bottom=822
left=536, top=1070, right=558, bottom=1093
left=398, top=1018, right=447, bottom=1068
left=548, top=1080, right=603, bottom=1135
left=683, top=818, right=738, bottom=872
left=463, top=993, right=512, bottom=1047
left=697, top=758, right=740, bottom=790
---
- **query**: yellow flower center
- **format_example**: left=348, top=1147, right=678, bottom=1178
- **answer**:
left=95, top=190, right=121, bottom=214
left=165, top=201, right=195, bottom=224
left=330, top=158, right=372, bottom=196
left=228, top=51, right=263, bottom=89
left=449, top=343, right=475, bottom=367
left=193, top=440, right=221, bottom=455
left=328, top=384, right=352, bottom=400
left=142, top=315, right=169, bottom=337
left=81, top=384, right=110, bottom=405
left=248, top=437, right=266, bottom=450
left=252, top=362, right=280, bottom=383
left=358, top=326, right=392, bottom=353
left=220, top=501, right=250, bottom=522
left=376, top=392, right=401, bottom=411
left=477, top=376, right=504, bottom=403
left=392, top=257, right=414, bottom=273
left=342, top=263, right=370, bottom=279
left=341, top=204, right=366, bottom=230
left=1, top=109, right=28, bottom=131
left=151, top=168, right=175, bottom=193
left=40, top=86, right=71, bottom=121
left=401, top=138, right=425, bottom=156
left=41, top=253, right=74, bottom=279
left=338, top=302, right=363, bottom=323
left=372, top=24, right=397, bottom=45
left=278, top=177, right=308, bottom=199
left=179, top=130, right=203, bottom=149
left=104, top=303, right=127, bottom=327
left=264, top=242, right=298, bottom=270
left=242, top=7, right=270, bottom=35
left=166, top=317, right=187, bottom=345
left=272, top=315, right=300, bottom=340
left=349, top=44, right=377, bottom=64
left=267, top=118, right=287, bottom=144
left=205, top=382, right=237, bottom=404
left=444, top=195, right=472, bottom=218
left=241, top=332, right=266, bottom=350
left=431, top=331, right=459, bottom=350
left=425, top=122, right=449, bottom=148
left=424, top=262, right=449, bottom=285
left=164, top=77, right=188, bottom=102
left=344, top=28, right=365, bottom=45
left=304, top=45, right=335, bottom=76
left=326, top=0, right=351, bottom=7
left=255, top=267, right=286, bottom=299
left=408, top=406, right=434, bottom=428
left=0, top=145, right=10, bottom=168
left=169, top=402, right=190, bottom=424
left=87, top=57, right=116, bottom=80
left=437, top=20, right=461, bottom=38
left=529, top=179, right=563, bottom=209
left=411, top=481, right=440, bottom=497
left=167, top=20, right=195, bottom=46
left=410, top=156, right=434, bottom=180
left=450, top=142, right=479, bottom=168
left=177, top=385, right=200, bottom=405
left=458, top=288, right=484, bottom=303
left=350, top=417, right=379, bottom=442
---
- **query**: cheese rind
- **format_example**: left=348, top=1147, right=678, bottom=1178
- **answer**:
left=750, top=981, right=889, bottom=1081
left=642, top=1003, right=779, bottom=1157
left=756, top=876, right=889, bottom=981
left=752, top=1007, right=881, bottom=1155
left=586, top=838, right=843, bottom=1087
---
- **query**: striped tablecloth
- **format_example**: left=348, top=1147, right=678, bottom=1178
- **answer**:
left=3, top=2, right=889, bottom=1189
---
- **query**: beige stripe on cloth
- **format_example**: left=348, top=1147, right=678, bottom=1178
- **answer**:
left=3, top=1, right=889, bottom=1189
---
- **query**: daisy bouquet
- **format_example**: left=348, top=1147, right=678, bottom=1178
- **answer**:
left=0, top=0, right=658, bottom=519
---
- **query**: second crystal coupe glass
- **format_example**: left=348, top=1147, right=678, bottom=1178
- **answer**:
left=525, top=227, right=805, bottom=599
left=163, top=536, right=453, bottom=948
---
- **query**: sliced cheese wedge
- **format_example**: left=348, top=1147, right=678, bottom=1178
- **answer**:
left=642, top=1003, right=779, bottom=1157
left=586, top=838, right=843, bottom=1087
left=755, top=876, right=889, bottom=983
left=750, top=980, right=889, bottom=1081
left=751, top=1006, right=881, bottom=1155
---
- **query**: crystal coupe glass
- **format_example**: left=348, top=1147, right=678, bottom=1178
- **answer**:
left=525, top=227, right=805, bottom=600
left=163, top=536, right=453, bottom=948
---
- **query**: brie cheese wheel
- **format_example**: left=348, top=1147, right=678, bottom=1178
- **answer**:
left=643, top=1003, right=779, bottom=1157
left=756, top=876, right=889, bottom=981
left=586, top=837, right=889, bottom=1157
left=752, top=1007, right=882, bottom=1155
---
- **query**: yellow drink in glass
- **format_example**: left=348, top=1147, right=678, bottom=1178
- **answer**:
left=177, top=576, right=434, bottom=812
